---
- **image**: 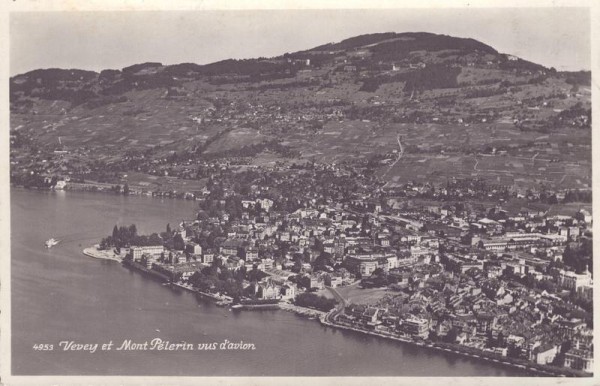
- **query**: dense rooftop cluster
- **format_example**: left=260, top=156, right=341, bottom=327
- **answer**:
left=95, top=161, right=594, bottom=375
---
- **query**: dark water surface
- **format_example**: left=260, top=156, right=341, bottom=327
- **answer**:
left=11, top=188, right=529, bottom=376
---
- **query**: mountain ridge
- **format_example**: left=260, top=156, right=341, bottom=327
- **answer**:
left=9, top=31, right=592, bottom=193
left=9, top=32, right=547, bottom=79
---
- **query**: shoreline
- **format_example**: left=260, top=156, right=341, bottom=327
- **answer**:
left=82, top=245, right=123, bottom=262
left=170, top=282, right=233, bottom=303
left=81, top=243, right=589, bottom=378
left=12, top=183, right=201, bottom=202
left=319, top=313, right=589, bottom=378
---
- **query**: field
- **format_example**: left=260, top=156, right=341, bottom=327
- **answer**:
left=317, top=283, right=395, bottom=305
left=286, top=120, right=393, bottom=163
left=10, top=88, right=220, bottom=152
left=378, top=123, right=591, bottom=189
left=204, top=127, right=270, bottom=154
left=280, top=117, right=591, bottom=190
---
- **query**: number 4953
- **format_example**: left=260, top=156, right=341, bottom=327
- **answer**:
left=33, top=343, right=54, bottom=351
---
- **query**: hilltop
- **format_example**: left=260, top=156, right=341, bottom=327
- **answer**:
left=10, top=32, right=591, bottom=193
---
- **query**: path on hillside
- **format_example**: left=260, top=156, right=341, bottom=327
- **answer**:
left=385, top=133, right=404, bottom=177
left=381, top=133, right=403, bottom=191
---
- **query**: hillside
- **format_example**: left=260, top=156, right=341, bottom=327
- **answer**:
left=10, top=32, right=592, bottom=193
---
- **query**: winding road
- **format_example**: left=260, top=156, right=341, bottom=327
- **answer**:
left=384, top=133, right=404, bottom=177
left=381, top=133, right=404, bottom=191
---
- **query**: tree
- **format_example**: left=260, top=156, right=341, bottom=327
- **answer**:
left=444, top=327, right=459, bottom=343
left=148, top=233, right=163, bottom=245
left=173, top=234, right=185, bottom=251
left=128, top=224, right=137, bottom=239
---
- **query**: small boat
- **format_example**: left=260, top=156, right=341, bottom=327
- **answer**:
left=155, top=329, right=161, bottom=332
left=45, top=238, right=60, bottom=248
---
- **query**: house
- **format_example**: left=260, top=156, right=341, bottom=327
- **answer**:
left=325, top=274, right=343, bottom=288
left=244, top=247, right=259, bottom=261
left=220, top=241, right=239, bottom=257
left=556, top=318, right=586, bottom=339
left=131, top=245, right=164, bottom=262
left=309, top=274, right=325, bottom=290
left=185, top=242, right=202, bottom=255
left=475, top=313, right=497, bottom=333
left=558, top=270, right=592, bottom=290
left=361, top=307, right=380, bottom=326
left=345, top=254, right=381, bottom=276
left=255, top=280, right=280, bottom=300
left=531, top=344, right=558, bottom=365
left=227, top=256, right=245, bottom=269
left=400, top=315, right=429, bottom=338
left=201, top=250, right=214, bottom=264
left=280, top=283, right=297, bottom=300
left=564, top=348, right=594, bottom=373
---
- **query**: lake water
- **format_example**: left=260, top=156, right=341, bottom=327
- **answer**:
left=11, top=188, right=529, bottom=376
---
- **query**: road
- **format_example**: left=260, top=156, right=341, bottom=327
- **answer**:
left=385, top=133, right=404, bottom=176
left=326, top=286, right=348, bottom=307
left=381, top=133, right=403, bottom=191
left=531, top=152, right=539, bottom=165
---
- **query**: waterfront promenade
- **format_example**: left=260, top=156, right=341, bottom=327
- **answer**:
left=82, top=245, right=123, bottom=262
left=79, top=244, right=588, bottom=378
left=318, top=308, right=590, bottom=377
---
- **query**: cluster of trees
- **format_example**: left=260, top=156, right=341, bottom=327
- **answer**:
left=370, top=32, right=497, bottom=62
left=345, top=104, right=392, bottom=120
left=563, top=71, right=591, bottom=86
left=403, top=64, right=461, bottom=93
left=360, top=268, right=400, bottom=288
left=463, top=86, right=507, bottom=99
left=312, top=32, right=398, bottom=51
left=99, top=224, right=163, bottom=251
left=10, top=173, right=57, bottom=189
left=246, top=80, right=315, bottom=92
left=498, top=57, right=546, bottom=73
left=548, top=102, right=591, bottom=129
left=198, top=59, right=289, bottom=77
left=294, top=292, right=337, bottom=312
left=10, top=66, right=174, bottom=107
left=202, top=140, right=299, bottom=160
left=209, top=70, right=297, bottom=85
left=563, top=190, right=592, bottom=203
left=188, top=261, right=246, bottom=299
left=110, top=184, right=130, bottom=195
left=199, top=195, right=245, bottom=221
left=562, top=239, right=593, bottom=274
left=312, top=253, right=336, bottom=272
left=359, top=64, right=460, bottom=93
left=187, top=260, right=269, bottom=300
left=516, top=273, right=559, bottom=294
left=10, top=68, right=97, bottom=103
left=84, top=95, right=128, bottom=109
